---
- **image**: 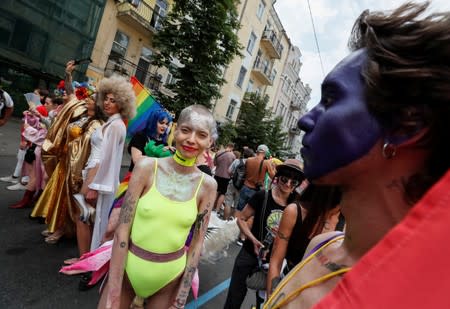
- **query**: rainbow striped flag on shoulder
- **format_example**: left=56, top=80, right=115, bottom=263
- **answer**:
left=127, top=76, right=163, bottom=140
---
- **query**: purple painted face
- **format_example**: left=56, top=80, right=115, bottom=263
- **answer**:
left=298, top=49, right=382, bottom=180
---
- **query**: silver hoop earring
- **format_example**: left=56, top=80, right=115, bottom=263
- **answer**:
left=382, top=142, right=396, bottom=159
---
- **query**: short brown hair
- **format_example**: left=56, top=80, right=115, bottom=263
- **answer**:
left=349, top=2, right=450, bottom=203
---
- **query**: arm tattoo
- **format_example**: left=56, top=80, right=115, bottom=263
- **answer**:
left=277, top=231, right=290, bottom=241
left=119, top=195, right=137, bottom=224
left=119, top=241, right=127, bottom=248
left=195, top=209, right=208, bottom=231
left=271, top=276, right=281, bottom=292
left=173, top=298, right=185, bottom=308
left=182, top=266, right=196, bottom=288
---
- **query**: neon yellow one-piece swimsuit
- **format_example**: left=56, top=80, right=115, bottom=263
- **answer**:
left=125, top=160, right=204, bottom=298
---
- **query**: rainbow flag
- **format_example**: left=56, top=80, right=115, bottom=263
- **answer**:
left=127, top=76, right=163, bottom=140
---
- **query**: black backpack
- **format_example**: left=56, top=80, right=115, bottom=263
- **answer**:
left=232, top=159, right=246, bottom=190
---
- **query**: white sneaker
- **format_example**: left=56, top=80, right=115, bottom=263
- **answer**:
left=21, top=176, right=30, bottom=184
left=0, top=175, right=19, bottom=183
left=6, top=182, right=27, bottom=191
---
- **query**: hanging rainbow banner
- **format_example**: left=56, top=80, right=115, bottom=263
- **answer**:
left=127, top=76, right=163, bottom=140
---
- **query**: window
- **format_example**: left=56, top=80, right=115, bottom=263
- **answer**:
left=135, top=47, right=153, bottom=84
left=246, top=79, right=254, bottom=92
left=128, top=0, right=140, bottom=7
left=236, top=66, right=247, bottom=88
left=246, top=32, right=257, bottom=54
left=165, top=73, right=175, bottom=85
left=151, top=0, right=168, bottom=30
left=274, top=100, right=281, bottom=115
left=226, top=99, right=237, bottom=119
left=11, top=20, right=31, bottom=52
left=0, top=16, right=14, bottom=45
left=282, top=78, right=289, bottom=93
left=110, top=30, right=129, bottom=59
left=271, top=69, right=277, bottom=82
left=256, top=0, right=266, bottom=20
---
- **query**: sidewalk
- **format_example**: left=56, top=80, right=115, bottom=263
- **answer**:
left=0, top=117, right=22, bottom=157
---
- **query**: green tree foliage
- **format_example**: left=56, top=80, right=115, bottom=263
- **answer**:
left=234, top=92, right=287, bottom=156
left=216, top=121, right=238, bottom=147
left=152, top=0, right=242, bottom=117
left=265, top=116, right=288, bottom=157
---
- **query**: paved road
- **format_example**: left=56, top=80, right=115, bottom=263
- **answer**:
left=0, top=118, right=255, bottom=309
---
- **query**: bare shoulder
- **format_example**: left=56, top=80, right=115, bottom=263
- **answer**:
left=133, top=157, right=156, bottom=176
left=284, top=203, right=299, bottom=216
left=201, top=173, right=217, bottom=192
left=303, top=231, right=344, bottom=259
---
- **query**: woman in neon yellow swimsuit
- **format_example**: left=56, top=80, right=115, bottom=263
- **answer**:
left=265, top=3, right=450, bottom=309
left=98, top=105, right=217, bottom=309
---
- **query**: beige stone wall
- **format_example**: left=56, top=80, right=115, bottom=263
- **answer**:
left=213, top=1, right=291, bottom=124
left=212, top=0, right=270, bottom=123
left=86, top=0, right=171, bottom=84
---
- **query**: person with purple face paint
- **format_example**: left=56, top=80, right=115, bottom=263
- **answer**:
left=265, top=3, right=450, bottom=309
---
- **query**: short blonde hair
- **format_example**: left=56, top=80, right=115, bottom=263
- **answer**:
left=178, top=105, right=218, bottom=141
left=96, top=74, right=136, bottom=119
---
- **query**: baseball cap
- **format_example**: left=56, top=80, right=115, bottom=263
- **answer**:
left=257, top=144, right=269, bottom=154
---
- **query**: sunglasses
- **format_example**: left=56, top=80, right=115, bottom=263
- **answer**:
left=279, top=176, right=301, bottom=187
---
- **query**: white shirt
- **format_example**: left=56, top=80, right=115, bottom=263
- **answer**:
left=88, top=113, right=126, bottom=194
left=0, top=90, right=14, bottom=115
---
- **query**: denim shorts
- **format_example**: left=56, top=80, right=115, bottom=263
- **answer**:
left=236, top=185, right=257, bottom=211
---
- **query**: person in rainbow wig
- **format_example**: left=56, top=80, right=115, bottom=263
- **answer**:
left=98, top=104, right=217, bottom=309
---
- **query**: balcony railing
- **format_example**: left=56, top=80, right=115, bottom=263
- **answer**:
left=105, top=55, right=162, bottom=92
left=290, top=100, right=300, bottom=111
left=289, top=127, right=301, bottom=135
left=251, top=60, right=274, bottom=85
left=116, top=1, right=164, bottom=34
left=261, top=30, right=283, bottom=59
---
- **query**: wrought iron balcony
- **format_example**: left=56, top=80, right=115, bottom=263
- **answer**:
left=289, top=126, right=301, bottom=135
left=116, top=0, right=164, bottom=35
left=261, top=30, right=283, bottom=59
left=251, top=59, right=274, bottom=85
left=105, top=55, right=162, bottom=92
left=290, top=100, right=300, bottom=111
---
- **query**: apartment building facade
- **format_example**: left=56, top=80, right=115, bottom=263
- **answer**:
left=272, top=46, right=311, bottom=159
left=86, top=0, right=173, bottom=96
left=212, top=0, right=290, bottom=124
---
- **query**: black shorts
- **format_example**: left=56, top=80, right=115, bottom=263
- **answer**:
left=214, top=175, right=230, bottom=195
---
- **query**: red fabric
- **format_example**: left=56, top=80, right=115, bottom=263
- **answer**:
left=36, top=105, right=48, bottom=117
left=313, top=170, right=450, bottom=309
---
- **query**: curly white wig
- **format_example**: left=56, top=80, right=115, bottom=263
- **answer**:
left=96, top=74, right=136, bottom=119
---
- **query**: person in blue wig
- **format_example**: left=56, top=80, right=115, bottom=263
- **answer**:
left=127, top=108, right=174, bottom=171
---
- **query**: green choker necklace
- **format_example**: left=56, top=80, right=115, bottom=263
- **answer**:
left=173, top=150, right=196, bottom=167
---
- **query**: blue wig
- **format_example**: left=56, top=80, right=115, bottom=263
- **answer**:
left=144, top=109, right=173, bottom=143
